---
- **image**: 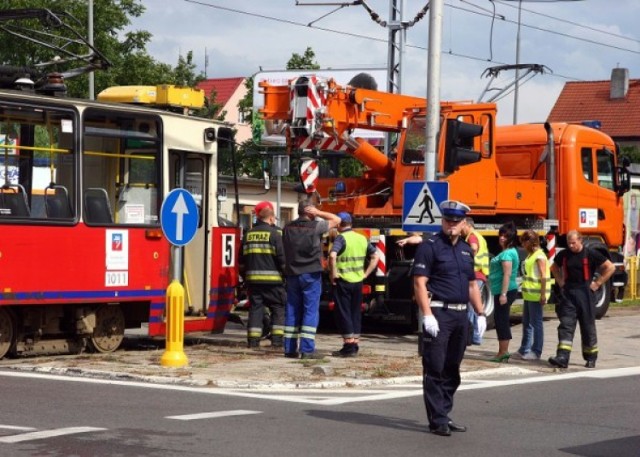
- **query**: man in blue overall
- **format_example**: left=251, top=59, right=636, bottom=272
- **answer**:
left=412, top=200, right=486, bottom=437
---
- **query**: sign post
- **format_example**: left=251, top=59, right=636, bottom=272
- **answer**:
left=159, top=189, right=199, bottom=368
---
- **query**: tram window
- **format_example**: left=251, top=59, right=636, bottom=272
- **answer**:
left=82, top=109, right=161, bottom=225
left=0, top=102, right=76, bottom=221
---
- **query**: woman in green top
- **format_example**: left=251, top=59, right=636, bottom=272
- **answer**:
left=488, top=222, right=520, bottom=362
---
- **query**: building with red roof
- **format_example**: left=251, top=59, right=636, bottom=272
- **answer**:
left=547, top=68, right=640, bottom=148
left=197, top=77, right=251, bottom=142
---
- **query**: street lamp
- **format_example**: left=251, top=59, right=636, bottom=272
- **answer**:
left=502, top=0, right=583, bottom=124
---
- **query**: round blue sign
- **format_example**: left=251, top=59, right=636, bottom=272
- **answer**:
left=160, top=189, right=199, bottom=246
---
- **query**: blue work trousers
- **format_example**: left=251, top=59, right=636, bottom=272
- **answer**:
left=284, top=272, right=322, bottom=355
left=422, top=307, right=469, bottom=429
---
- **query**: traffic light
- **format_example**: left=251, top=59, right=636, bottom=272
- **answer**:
left=443, top=119, right=483, bottom=173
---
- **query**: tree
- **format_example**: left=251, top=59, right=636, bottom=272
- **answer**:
left=0, top=1, right=206, bottom=98
left=286, top=47, right=321, bottom=71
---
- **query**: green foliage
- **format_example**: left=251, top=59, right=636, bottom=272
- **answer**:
left=286, top=47, right=320, bottom=70
left=620, top=145, right=640, bottom=164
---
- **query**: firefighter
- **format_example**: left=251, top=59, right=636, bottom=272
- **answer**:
left=413, top=200, right=486, bottom=437
left=241, top=201, right=286, bottom=349
left=549, top=230, right=615, bottom=369
left=282, top=200, right=340, bottom=359
left=328, top=212, right=379, bottom=357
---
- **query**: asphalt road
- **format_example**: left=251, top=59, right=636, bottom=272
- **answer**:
left=1, top=367, right=639, bottom=457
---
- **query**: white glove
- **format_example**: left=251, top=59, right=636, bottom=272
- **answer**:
left=476, top=315, right=487, bottom=338
left=422, top=315, right=440, bottom=338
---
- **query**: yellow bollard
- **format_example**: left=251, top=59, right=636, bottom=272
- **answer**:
left=160, top=279, right=189, bottom=367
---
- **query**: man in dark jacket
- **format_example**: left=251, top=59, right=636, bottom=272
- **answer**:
left=282, top=200, right=340, bottom=359
left=241, top=201, right=286, bottom=348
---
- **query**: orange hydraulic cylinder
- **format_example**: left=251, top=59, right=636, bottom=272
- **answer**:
left=351, top=137, right=394, bottom=182
left=160, top=280, right=189, bottom=367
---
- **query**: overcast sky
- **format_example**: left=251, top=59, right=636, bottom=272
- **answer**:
left=128, top=0, right=640, bottom=125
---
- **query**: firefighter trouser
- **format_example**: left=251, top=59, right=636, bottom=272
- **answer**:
left=284, top=272, right=321, bottom=355
left=555, top=285, right=598, bottom=362
left=333, top=279, right=363, bottom=339
left=422, top=307, right=469, bottom=429
left=247, top=284, right=286, bottom=341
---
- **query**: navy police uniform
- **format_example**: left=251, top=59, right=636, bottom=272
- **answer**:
left=412, top=200, right=476, bottom=433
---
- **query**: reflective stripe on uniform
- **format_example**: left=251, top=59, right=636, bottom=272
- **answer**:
left=245, top=269, right=283, bottom=282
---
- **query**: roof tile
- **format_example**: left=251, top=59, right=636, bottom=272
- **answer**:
left=547, top=78, right=640, bottom=138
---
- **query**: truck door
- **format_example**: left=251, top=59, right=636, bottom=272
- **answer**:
left=168, top=151, right=209, bottom=315
left=595, top=147, right=622, bottom=246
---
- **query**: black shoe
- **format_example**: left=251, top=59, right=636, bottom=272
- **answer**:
left=429, top=424, right=451, bottom=437
left=284, top=352, right=299, bottom=359
left=300, top=352, right=324, bottom=360
left=448, top=421, right=467, bottom=432
left=247, top=339, right=260, bottom=349
left=585, top=360, right=596, bottom=369
left=271, top=336, right=283, bottom=348
left=548, top=356, right=569, bottom=368
left=331, top=343, right=357, bottom=358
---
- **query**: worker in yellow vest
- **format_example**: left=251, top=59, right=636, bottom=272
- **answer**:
left=461, top=217, right=489, bottom=345
left=329, top=212, right=379, bottom=357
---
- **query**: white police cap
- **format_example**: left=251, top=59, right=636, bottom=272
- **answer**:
left=439, top=200, right=470, bottom=222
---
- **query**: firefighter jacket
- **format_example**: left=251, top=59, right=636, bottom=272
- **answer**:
left=465, top=229, right=489, bottom=276
left=335, top=230, right=370, bottom=283
left=242, top=220, right=285, bottom=284
left=522, top=248, right=551, bottom=301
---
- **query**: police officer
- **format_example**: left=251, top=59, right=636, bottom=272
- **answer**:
left=549, top=230, right=615, bottom=369
left=241, top=201, right=286, bottom=349
left=328, top=212, right=379, bottom=357
left=413, top=200, right=486, bottom=437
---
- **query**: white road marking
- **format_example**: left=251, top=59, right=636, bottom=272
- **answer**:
left=166, top=410, right=261, bottom=420
left=1, top=366, right=639, bottom=405
left=0, top=425, right=36, bottom=431
left=0, top=427, right=106, bottom=444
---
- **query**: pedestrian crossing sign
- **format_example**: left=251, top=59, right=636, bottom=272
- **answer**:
left=402, top=181, right=449, bottom=232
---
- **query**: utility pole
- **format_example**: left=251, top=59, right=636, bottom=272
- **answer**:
left=424, top=0, right=442, bottom=182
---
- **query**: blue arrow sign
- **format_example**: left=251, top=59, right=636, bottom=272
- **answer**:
left=402, top=181, right=449, bottom=233
left=161, top=189, right=199, bottom=246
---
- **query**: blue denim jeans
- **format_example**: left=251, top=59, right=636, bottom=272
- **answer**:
left=284, top=272, right=322, bottom=354
left=467, top=279, right=485, bottom=344
left=518, top=299, right=544, bottom=357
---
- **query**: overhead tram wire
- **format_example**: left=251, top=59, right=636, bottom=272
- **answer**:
left=182, top=0, right=629, bottom=84
left=494, top=0, right=640, bottom=46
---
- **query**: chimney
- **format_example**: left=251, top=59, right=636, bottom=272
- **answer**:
left=610, top=68, right=629, bottom=100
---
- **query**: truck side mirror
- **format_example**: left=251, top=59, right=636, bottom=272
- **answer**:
left=443, top=119, right=482, bottom=173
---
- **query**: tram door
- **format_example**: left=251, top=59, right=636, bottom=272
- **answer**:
left=169, top=151, right=209, bottom=315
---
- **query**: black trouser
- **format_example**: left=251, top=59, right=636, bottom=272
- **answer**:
left=333, top=279, right=363, bottom=338
left=555, top=284, right=598, bottom=362
left=422, top=307, right=469, bottom=428
left=247, top=284, right=286, bottom=341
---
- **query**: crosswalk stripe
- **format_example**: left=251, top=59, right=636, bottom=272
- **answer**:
left=0, top=427, right=106, bottom=444
left=166, top=410, right=262, bottom=421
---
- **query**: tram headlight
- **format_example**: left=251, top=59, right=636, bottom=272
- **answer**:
left=204, top=127, right=216, bottom=143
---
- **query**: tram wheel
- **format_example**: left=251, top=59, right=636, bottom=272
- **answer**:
left=88, top=304, right=125, bottom=353
left=0, top=308, right=16, bottom=359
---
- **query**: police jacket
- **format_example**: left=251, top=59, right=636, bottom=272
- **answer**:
left=242, top=220, right=285, bottom=285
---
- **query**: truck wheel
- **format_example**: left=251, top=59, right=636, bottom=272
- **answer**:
left=594, top=281, right=611, bottom=320
left=482, top=284, right=496, bottom=329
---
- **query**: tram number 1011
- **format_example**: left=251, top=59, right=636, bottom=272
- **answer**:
left=105, top=271, right=129, bottom=287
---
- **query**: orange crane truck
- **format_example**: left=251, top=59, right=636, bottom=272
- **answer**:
left=259, top=75, right=630, bottom=328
